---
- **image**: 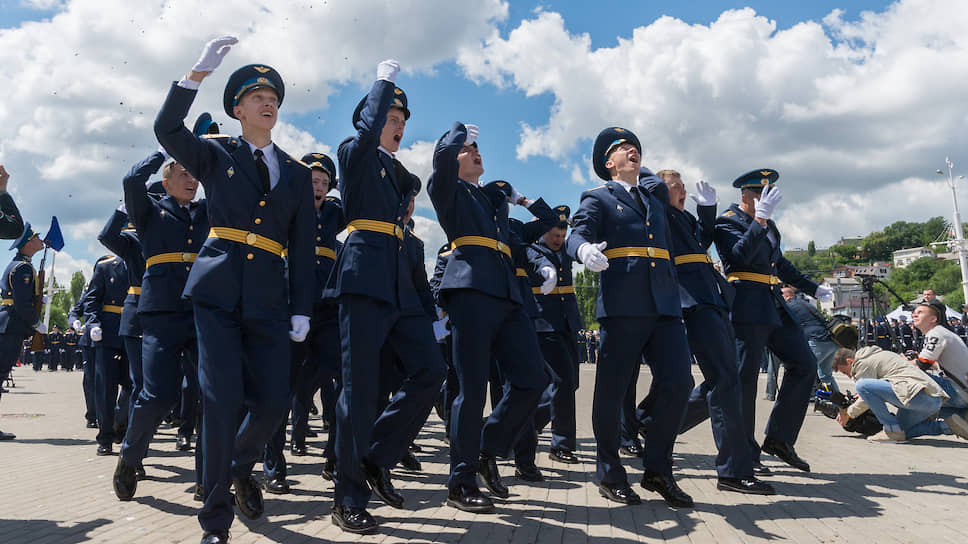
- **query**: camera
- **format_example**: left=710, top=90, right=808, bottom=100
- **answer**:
left=813, top=388, right=883, bottom=436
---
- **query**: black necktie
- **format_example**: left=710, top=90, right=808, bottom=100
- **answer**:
left=254, top=149, right=270, bottom=194
left=630, top=185, right=647, bottom=215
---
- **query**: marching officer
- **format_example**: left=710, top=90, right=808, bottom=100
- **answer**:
left=263, top=152, right=345, bottom=494
left=428, top=122, right=549, bottom=513
left=63, top=328, right=78, bottom=370
left=0, top=223, right=47, bottom=440
left=325, top=59, right=445, bottom=535
left=153, top=37, right=315, bottom=544
left=47, top=325, right=63, bottom=371
left=0, top=165, right=25, bottom=239
left=82, top=253, right=131, bottom=455
left=713, top=169, right=834, bottom=473
left=638, top=169, right=773, bottom=495
left=566, top=127, right=695, bottom=507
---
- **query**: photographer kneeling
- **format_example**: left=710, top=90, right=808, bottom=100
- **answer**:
left=831, top=346, right=964, bottom=442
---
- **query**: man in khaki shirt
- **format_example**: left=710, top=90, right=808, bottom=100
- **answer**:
left=832, top=346, right=967, bottom=442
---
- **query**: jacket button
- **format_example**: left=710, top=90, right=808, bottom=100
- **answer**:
left=259, top=200, right=266, bottom=207
left=254, top=218, right=262, bottom=225
left=646, top=221, right=650, bottom=226
left=247, top=253, right=254, bottom=260
left=651, top=262, right=656, bottom=268
left=648, top=234, right=653, bottom=239
left=189, top=225, right=194, bottom=231
left=317, top=224, right=321, bottom=229
left=316, top=236, right=321, bottom=241
left=187, top=239, right=192, bottom=244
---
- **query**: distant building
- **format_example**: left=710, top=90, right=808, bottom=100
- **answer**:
left=892, top=247, right=936, bottom=269
left=820, top=277, right=866, bottom=314
left=829, top=263, right=892, bottom=280
left=838, top=236, right=864, bottom=246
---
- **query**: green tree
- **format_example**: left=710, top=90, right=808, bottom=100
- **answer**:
left=70, top=271, right=86, bottom=305
left=574, top=269, right=599, bottom=330
left=807, top=240, right=816, bottom=257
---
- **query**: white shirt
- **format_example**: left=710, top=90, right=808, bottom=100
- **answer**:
left=612, top=179, right=637, bottom=193
left=920, top=325, right=968, bottom=395
left=245, top=139, right=280, bottom=190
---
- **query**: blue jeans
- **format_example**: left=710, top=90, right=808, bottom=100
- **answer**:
left=854, top=378, right=947, bottom=438
left=929, top=374, right=968, bottom=418
left=809, top=339, right=840, bottom=393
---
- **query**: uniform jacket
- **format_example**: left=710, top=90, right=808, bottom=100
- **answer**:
left=82, top=256, right=129, bottom=349
left=566, top=178, right=681, bottom=319
left=427, top=122, right=521, bottom=306
left=402, top=228, right=435, bottom=319
left=68, top=290, right=91, bottom=348
left=154, top=83, right=315, bottom=320
left=0, top=191, right=25, bottom=240
left=508, top=200, right=558, bottom=318
left=48, top=331, right=63, bottom=349
left=0, top=253, right=38, bottom=337
left=98, top=209, right=144, bottom=337
left=123, top=150, right=209, bottom=315
left=714, top=203, right=818, bottom=326
left=313, top=196, right=345, bottom=305
left=528, top=238, right=583, bottom=333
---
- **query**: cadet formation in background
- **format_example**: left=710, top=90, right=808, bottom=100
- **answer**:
left=1, top=36, right=967, bottom=544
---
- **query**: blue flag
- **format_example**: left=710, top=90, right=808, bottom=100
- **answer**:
left=44, top=216, right=65, bottom=251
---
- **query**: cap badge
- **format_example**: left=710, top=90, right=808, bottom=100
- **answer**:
left=254, top=66, right=271, bottom=74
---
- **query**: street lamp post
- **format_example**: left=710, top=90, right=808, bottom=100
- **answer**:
left=937, top=157, right=968, bottom=305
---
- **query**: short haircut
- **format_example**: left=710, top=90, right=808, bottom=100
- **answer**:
left=162, top=161, right=176, bottom=180
left=832, top=348, right=855, bottom=371
left=656, top=169, right=681, bottom=181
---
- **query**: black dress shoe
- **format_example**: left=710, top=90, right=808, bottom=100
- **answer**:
left=231, top=475, right=264, bottom=520
left=321, top=458, right=336, bottom=481
left=752, top=462, right=772, bottom=476
left=717, top=477, right=776, bottom=495
left=290, top=443, right=308, bottom=456
left=332, top=504, right=377, bottom=534
left=305, top=430, right=318, bottom=438
left=399, top=451, right=422, bottom=472
left=446, top=484, right=495, bottom=513
left=263, top=477, right=291, bottom=495
left=113, top=457, right=138, bottom=500
left=85, top=420, right=98, bottom=429
left=549, top=448, right=579, bottom=464
left=176, top=434, right=192, bottom=452
left=361, top=460, right=403, bottom=509
left=309, top=403, right=319, bottom=416
left=193, top=484, right=204, bottom=502
left=200, top=530, right=230, bottom=544
left=478, top=455, right=509, bottom=499
left=135, top=464, right=147, bottom=481
left=0, top=430, right=15, bottom=441
left=96, top=444, right=113, bottom=456
left=640, top=471, right=694, bottom=507
left=619, top=443, right=642, bottom=457
left=598, top=481, right=641, bottom=505
left=761, top=438, right=810, bottom=472
left=409, top=443, right=423, bottom=453
left=514, top=461, right=544, bottom=482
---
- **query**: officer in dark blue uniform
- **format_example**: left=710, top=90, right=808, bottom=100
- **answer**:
left=153, top=37, right=315, bottom=544
left=875, top=317, right=892, bottom=351
left=325, top=59, right=445, bottom=535
left=263, top=152, right=345, bottom=494
left=69, top=290, right=97, bottom=427
left=566, top=127, right=694, bottom=507
left=638, top=169, right=773, bottom=495
left=63, top=328, right=78, bottom=371
left=713, top=169, right=834, bottom=473
left=47, top=325, right=63, bottom=370
left=0, top=165, right=25, bottom=240
left=429, top=121, right=549, bottom=512
left=520, top=205, right=584, bottom=466
left=113, top=135, right=210, bottom=499
left=0, top=223, right=46, bottom=440
left=899, top=315, right=914, bottom=351
left=82, top=254, right=130, bottom=455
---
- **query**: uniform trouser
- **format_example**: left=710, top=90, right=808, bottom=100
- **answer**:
left=642, top=307, right=752, bottom=479
left=263, top=340, right=305, bottom=482
left=595, top=316, right=692, bottom=484
left=123, top=335, right=143, bottom=431
left=194, top=303, right=291, bottom=533
left=47, top=347, right=58, bottom=370
left=94, top=344, right=131, bottom=446
left=511, top=363, right=553, bottom=463
left=0, top=334, right=22, bottom=403
left=334, top=295, right=445, bottom=509
left=179, top=351, right=201, bottom=439
left=121, top=312, right=199, bottom=471
left=291, top=307, right=340, bottom=453
left=733, top=314, right=817, bottom=464
left=82, top=346, right=96, bottom=421
left=440, top=338, right=457, bottom=438
left=31, top=350, right=45, bottom=371
left=446, top=290, right=548, bottom=491
left=620, top=364, right=643, bottom=449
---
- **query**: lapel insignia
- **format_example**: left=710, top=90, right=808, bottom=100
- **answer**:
left=109, top=277, right=114, bottom=283
left=617, top=204, right=623, bottom=212
left=227, top=167, right=235, bottom=178
left=380, top=168, right=386, bottom=178
left=23, top=275, right=29, bottom=284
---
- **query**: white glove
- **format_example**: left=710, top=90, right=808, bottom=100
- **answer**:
left=433, top=316, right=451, bottom=341
left=377, top=59, right=400, bottom=82
left=90, top=326, right=103, bottom=342
left=690, top=180, right=717, bottom=206
left=191, top=36, right=238, bottom=73
left=42, top=295, right=50, bottom=304
left=72, top=320, right=82, bottom=331
left=754, top=186, right=782, bottom=220
left=34, top=321, right=47, bottom=334
left=815, top=285, right=835, bottom=303
left=464, top=124, right=479, bottom=147
left=577, top=241, right=609, bottom=272
left=289, top=315, right=310, bottom=342
left=118, top=202, right=127, bottom=214
left=157, top=145, right=171, bottom=162
left=539, top=266, right=558, bottom=295
left=509, top=187, right=525, bottom=206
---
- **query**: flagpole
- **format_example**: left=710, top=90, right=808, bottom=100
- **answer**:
left=43, top=250, right=55, bottom=328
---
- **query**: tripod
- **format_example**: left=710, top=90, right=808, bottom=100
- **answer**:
left=857, top=274, right=910, bottom=351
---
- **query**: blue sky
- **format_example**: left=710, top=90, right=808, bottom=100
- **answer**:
left=3, top=0, right=966, bottom=283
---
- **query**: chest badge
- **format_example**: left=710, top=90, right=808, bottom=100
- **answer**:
left=380, top=168, right=386, bottom=178
left=227, top=167, right=235, bottom=178
left=617, top=204, right=623, bottom=212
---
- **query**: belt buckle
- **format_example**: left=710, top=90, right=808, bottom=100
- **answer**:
left=394, top=225, right=404, bottom=239
left=182, top=252, right=193, bottom=262
left=647, top=247, right=655, bottom=257
left=497, top=241, right=508, bottom=254
left=245, top=232, right=258, bottom=246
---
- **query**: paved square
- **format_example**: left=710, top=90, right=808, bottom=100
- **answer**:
left=1, top=365, right=966, bottom=543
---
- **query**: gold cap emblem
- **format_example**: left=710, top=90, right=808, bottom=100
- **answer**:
left=254, top=66, right=271, bottom=74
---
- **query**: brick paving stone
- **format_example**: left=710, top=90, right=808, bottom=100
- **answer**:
left=2, top=365, right=967, bottom=543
